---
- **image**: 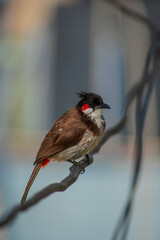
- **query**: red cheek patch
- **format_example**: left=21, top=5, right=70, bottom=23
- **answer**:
left=81, top=104, right=90, bottom=112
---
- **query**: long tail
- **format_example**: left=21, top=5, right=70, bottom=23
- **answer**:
left=21, top=163, right=41, bottom=204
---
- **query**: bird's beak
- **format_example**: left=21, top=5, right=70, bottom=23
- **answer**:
left=98, top=103, right=111, bottom=109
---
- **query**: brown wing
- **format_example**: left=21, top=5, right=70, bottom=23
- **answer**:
left=34, top=108, right=86, bottom=165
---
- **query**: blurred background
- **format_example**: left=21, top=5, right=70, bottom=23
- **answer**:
left=0, top=0, right=160, bottom=239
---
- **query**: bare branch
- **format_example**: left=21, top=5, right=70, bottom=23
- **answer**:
left=0, top=60, right=155, bottom=228
left=104, top=0, right=160, bottom=33
left=111, top=36, right=160, bottom=240
left=0, top=155, right=93, bottom=227
left=0, top=0, right=159, bottom=231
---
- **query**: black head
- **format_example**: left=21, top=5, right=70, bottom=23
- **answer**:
left=76, top=91, right=111, bottom=113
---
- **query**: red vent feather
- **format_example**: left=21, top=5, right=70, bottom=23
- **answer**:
left=41, top=158, right=50, bottom=168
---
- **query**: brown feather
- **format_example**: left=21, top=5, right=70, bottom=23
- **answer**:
left=34, top=108, right=88, bottom=165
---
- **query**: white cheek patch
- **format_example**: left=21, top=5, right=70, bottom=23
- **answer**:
left=83, top=108, right=102, bottom=119
left=83, top=107, right=93, bottom=115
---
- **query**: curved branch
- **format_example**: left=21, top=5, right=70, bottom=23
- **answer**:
left=0, top=0, right=159, bottom=230
left=104, top=0, right=160, bottom=33
left=111, top=37, right=160, bottom=240
left=92, top=77, right=148, bottom=155
left=93, top=35, right=158, bottom=155
left=0, top=68, right=153, bottom=228
left=0, top=155, right=93, bottom=227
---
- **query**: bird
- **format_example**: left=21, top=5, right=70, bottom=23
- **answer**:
left=21, top=92, right=110, bottom=204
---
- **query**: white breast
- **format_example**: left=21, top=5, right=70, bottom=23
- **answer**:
left=83, top=108, right=104, bottom=129
left=53, top=130, right=104, bottom=161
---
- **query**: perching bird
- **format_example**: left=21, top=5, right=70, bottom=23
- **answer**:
left=21, top=92, right=110, bottom=204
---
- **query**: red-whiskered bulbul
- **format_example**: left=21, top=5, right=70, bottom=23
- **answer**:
left=21, top=92, right=110, bottom=204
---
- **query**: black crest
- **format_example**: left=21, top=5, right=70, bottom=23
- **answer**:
left=76, top=91, right=103, bottom=108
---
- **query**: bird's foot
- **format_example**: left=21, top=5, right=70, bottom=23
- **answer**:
left=67, top=160, right=85, bottom=174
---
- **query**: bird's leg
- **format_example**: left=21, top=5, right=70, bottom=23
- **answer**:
left=67, top=159, right=80, bottom=165
left=85, top=154, right=90, bottom=165
left=67, top=160, right=85, bottom=174
left=85, top=153, right=94, bottom=165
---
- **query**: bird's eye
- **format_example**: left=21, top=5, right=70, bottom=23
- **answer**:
left=95, top=99, right=100, bottom=105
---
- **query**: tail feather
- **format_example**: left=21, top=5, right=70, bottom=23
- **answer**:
left=21, top=163, right=41, bottom=204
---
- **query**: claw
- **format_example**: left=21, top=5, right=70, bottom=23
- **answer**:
left=80, top=168, right=85, bottom=174
left=73, top=161, right=85, bottom=174
left=67, top=160, right=85, bottom=174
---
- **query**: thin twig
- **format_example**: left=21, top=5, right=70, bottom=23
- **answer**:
left=103, top=0, right=160, bottom=33
left=0, top=0, right=159, bottom=231
left=0, top=59, right=156, bottom=228
left=111, top=36, right=160, bottom=240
